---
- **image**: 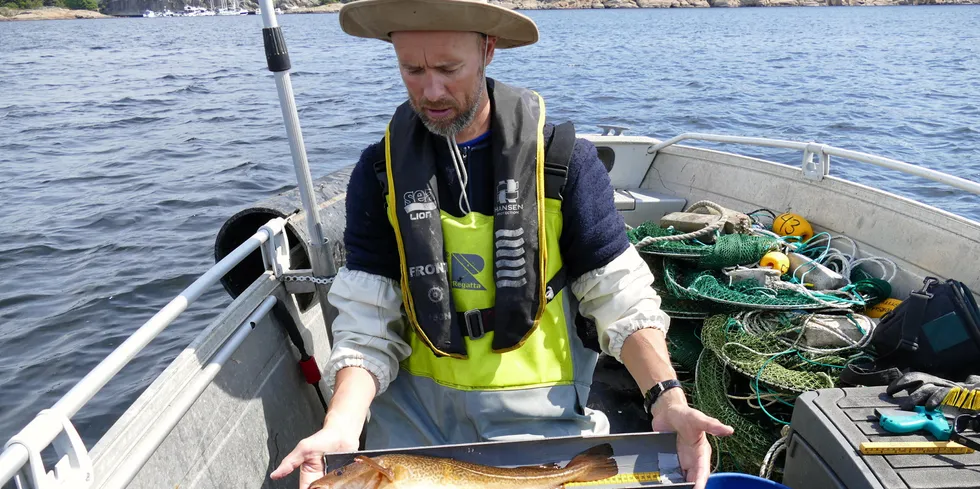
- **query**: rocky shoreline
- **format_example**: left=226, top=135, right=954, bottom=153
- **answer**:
left=0, top=6, right=111, bottom=20
left=2, top=0, right=978, bottom=22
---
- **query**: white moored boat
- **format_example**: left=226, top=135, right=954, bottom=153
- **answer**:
left=2, top=7, right=979, bottom=489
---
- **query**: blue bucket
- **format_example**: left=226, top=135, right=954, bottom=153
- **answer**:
left=706, top=473, right=790, bottom=489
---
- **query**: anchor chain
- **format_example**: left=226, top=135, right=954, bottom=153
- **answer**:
left=280, top=275, right=335, bottom=286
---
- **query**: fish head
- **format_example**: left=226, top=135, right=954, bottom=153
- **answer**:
left=308, top=457, right=389, bottom=489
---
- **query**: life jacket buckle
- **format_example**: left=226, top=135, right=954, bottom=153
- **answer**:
left=464, top=309, right=485, bottom=340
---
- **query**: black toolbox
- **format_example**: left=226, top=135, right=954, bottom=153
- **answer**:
left=784, top=387, right=980, bottom=489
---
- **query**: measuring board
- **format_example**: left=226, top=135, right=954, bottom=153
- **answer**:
left=566, top=472, right=663, bottom=487
left=860, top=442, right=974, bottom=455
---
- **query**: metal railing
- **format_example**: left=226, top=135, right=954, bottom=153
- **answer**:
left=1, top=217, right=289, bottom=489
left=99, top=295, right=278, bottom=489
left=648, top=132, right=980, bottom=197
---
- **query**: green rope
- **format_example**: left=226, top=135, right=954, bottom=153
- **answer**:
left=754, top=352, right=794, bottom=426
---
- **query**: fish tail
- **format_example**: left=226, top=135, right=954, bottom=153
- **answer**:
left=564, top=443, right=618, bottom=482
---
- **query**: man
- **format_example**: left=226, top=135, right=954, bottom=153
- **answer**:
left=271, top=1, right=733, bottom=488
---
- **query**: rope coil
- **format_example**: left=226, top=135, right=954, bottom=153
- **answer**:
left=633, top=201, right=729, bottom=249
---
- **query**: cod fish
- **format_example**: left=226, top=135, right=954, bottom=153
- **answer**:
left=310, top=443, right=619, bottom=489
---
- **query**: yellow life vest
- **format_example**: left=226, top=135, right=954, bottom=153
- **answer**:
left=381, top=79, right=580, bottom=390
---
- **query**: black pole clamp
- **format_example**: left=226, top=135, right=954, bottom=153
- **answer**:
left=262, top=27, right=291, bottom=73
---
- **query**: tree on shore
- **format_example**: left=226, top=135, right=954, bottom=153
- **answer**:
left=1, top=0, right=97, bottom=9
left=64, top=0, right=97, bottom=9
left=2, top=0, right=43, bottom=9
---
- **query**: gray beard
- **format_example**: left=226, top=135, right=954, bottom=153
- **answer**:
left=413, top=77, right=486, bottom=138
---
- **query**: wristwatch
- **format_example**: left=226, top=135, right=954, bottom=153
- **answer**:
left=643, top=379, right=683, bottom=416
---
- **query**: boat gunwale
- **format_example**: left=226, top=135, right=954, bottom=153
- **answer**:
left=0, top=219, right=293, bottom=487
left=639, top=140, right=980, bottom=299
left=86, top=273, right=283, bottom=485
left=649, top=140, right=980, bottom=232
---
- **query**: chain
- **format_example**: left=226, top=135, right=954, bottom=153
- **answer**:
left=280, top=274, right=335, bottom=285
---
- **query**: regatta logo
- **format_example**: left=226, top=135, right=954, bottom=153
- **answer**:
left=403, top=189, right=437, bottom=221
left=408, top=262, right=446, bottom=278
left=450, top=253, right=486, bottom=290
left=495, top=179, right=522, bottom=215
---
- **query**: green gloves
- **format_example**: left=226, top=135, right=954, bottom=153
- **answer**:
left=886, top=372, right=980, bottom=411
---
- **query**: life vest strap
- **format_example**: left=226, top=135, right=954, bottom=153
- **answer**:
left=456, top=267, right=567, bottom=339
left=544, top=121, right=576, bottom=202
left=373, top=121, right=577, bottom=203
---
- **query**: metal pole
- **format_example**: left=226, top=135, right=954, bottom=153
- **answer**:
left=258, top=0, right=336, bottom=344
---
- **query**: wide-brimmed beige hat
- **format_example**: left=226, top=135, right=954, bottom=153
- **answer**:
left=339, top=0, right=539, bottom=49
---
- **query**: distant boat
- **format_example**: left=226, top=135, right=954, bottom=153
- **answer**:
left=181, top=5, right=214, bottom=16
left=217, top=0, right=249, bottom=16
left=142, top=9, right=156, bottom=17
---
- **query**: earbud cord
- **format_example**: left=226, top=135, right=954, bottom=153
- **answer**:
left=443, top=37, right=489, bottom=216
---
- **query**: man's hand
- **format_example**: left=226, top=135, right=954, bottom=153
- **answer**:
left=271, top=366, right=377, bottom=489
left=270, top=423, right=361, bottom=489
left=651, top=389, right=734, bottom=489
left=618, top=329, right=734, bottom=489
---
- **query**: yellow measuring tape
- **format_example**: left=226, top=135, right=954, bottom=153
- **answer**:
left=859, top=441, right=974, bottom=455
left=566, top=471, right=662, bottom=486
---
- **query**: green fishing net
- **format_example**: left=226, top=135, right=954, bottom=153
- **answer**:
left=628, top=222, right=778, bottom=268
left=665, top=321, right=704, bottom=374
left=699, top=234, right=780, bottom=270
left=700, top=315, right=844, bottom=394
left=661, top=259, right=855, bottom=310
left=693, top=349, right=780, bottom=475
left=630, top=214, right=881, bottom=480
left=627, top=222, right=706, bottom=258
left=645, top=256, right=734, bottom=319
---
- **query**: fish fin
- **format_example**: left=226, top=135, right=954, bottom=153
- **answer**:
left=564, top=443, right=618, bottom=482
left=519, top=462, right=562, bottom=470
left=354, top=456, right=395, bottom=482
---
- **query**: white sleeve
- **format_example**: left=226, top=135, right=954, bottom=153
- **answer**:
left=570, top=245, right=671, bottom=362
left=324, top=267, right=412, bottom=396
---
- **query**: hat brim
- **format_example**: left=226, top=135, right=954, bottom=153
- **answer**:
left=339, top=0, right=539, bottom=49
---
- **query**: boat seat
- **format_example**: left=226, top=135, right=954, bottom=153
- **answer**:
left=614, top=188, right=686, bottom=229
left=588, top=139, right=685, bottom=227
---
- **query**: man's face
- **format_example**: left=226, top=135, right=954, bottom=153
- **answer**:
left=391, top=31, right=493, bottom=137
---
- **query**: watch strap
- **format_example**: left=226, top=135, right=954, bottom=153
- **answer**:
left=643, top=379, right=683, bottom=416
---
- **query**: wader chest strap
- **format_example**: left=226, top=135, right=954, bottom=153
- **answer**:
left=456, top=268, right=568, bottom=339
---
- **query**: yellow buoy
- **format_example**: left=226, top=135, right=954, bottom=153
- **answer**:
left=760, top=252, right=790, bottom=274
left=773, top=213, right=814, bottom=241
left=867, top=298, right=902, bottom=319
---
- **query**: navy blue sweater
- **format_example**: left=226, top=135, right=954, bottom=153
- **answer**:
left=343, top=126, right=629, bottom=283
